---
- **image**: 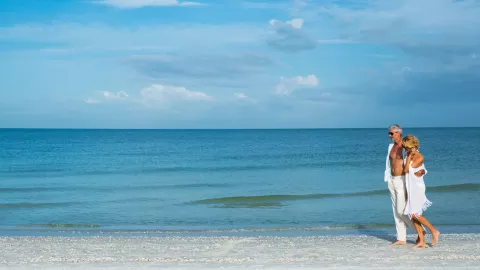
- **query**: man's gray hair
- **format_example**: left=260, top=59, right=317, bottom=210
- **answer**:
left=389, top=124, right=402, bottom=134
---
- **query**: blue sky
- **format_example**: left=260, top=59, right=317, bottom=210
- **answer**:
left=0, top=0, right=479, bottom=128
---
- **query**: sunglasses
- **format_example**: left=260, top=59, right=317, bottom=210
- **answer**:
left=388, top=132, right=396, bottom=136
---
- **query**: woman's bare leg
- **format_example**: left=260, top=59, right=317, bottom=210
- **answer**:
left=412, top=218, right=427, bottom=248
left=415, top=215, right=440, bottom=246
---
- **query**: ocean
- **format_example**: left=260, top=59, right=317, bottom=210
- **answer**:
left=1, top=128, right=479, bottom=237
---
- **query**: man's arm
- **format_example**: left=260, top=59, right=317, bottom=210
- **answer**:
left=414, top=169, right=425, bottom=177
left=404, top=152, right=413, bottom=174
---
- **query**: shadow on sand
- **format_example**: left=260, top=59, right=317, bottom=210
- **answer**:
left=357, top=229, right=417, bottom=245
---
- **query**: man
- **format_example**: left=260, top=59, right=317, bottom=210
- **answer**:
left=385, top=124, right=425, bottom=246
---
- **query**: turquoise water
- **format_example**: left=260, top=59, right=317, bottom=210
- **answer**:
left=1, top=128, right=479, bottom=236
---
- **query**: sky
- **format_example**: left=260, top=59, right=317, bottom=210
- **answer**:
left=0, top=0, right=479, bottom=129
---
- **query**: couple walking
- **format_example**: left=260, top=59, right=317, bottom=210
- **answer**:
left=385, top=124, right=440, bottom=248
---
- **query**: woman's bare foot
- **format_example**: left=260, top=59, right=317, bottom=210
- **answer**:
left=412, top=242, right=428, bottom=249
left=431, top=230, right=440, bottom=246
left=415, top=230, right=426, bottom=243
left=390, top=240, right=407, bottom=246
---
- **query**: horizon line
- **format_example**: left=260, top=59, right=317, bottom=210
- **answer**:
left=0, top=126, right=478, bottom=130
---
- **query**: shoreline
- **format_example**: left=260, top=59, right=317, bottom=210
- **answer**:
left=2, top=234, right=480, bottom=269
left=1, top=224, right=480, bottom=237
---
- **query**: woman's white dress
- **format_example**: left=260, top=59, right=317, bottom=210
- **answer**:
left=403, top=161, right=432, bottom=219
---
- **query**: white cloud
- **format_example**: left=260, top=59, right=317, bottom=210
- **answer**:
left=102, top=91, right=128, bottom=100
left=401, top=67, right=412, bottom=73
left=230, top=92, right=258, bottom=105
left=275, top=74, right=319, bottom=96
left=93, top=0, right=204, bottom=8
left=84, top=98, right=100, bottom=104
left=269, top=18, right=304, bottom=29
left=233, top=92, right=248, bottom=100
left=140, top=84, right=213, bottom=104
left=86, top=84, right=213, bottom=109
left=84, top=91, right=129, bottom=104
left=266, top=18, right=316, bottom=52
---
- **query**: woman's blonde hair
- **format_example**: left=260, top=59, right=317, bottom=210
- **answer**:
left=402, top=135, right=420, bottom=149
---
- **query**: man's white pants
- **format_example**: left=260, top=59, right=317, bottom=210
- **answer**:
left=388, top=175, right=416, bottom=241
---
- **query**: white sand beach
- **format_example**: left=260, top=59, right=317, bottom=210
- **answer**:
left=1, top=234, right=480, bottom=269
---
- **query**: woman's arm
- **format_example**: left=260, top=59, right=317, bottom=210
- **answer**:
left=411, top=152, right=424, bottom=169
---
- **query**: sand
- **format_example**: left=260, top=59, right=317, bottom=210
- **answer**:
left=1, top=234, right=480, bottom=269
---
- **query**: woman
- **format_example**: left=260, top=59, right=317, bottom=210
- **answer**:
left=402, top=135, right=440, bottom=248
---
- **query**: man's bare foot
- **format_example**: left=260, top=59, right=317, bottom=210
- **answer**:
left=416, top=230, right=427, bottom=243
left=390, top=240, right=407, bottom=246
left=412, top=242, right=428, bottom=248
left=431, top=230, right=440, bottom=246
